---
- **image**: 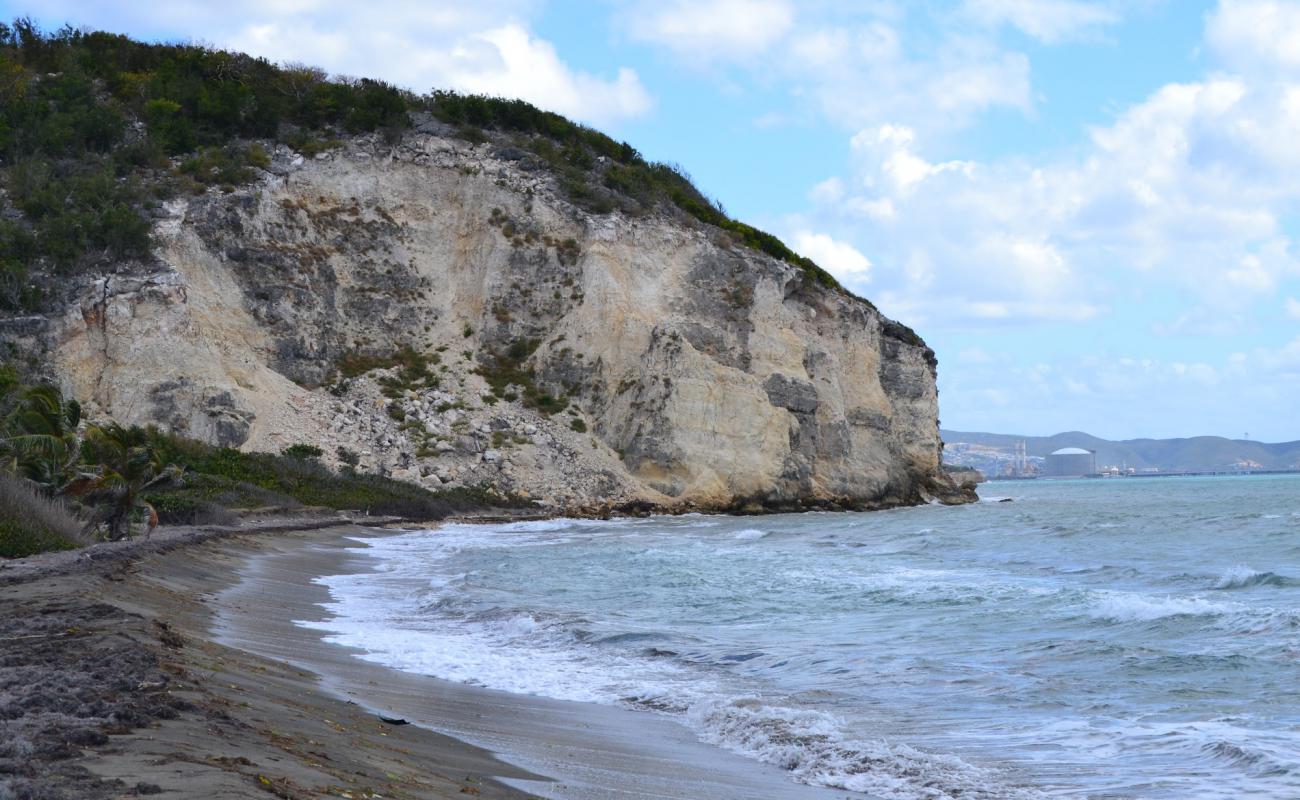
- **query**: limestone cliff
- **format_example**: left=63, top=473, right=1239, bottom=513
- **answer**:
left=4, top=130, right=973, bottom=513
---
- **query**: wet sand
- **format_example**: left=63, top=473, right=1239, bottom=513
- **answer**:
left=1, top=519, right=856, bottom=799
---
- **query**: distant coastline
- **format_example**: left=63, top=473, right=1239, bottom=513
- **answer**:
left=944, top=428, right=1300, bottom=477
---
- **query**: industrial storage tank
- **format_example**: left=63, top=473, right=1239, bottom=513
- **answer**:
left=1045, top=447, right=1096, bottom=476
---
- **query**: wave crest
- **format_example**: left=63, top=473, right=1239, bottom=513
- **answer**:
left=1087, top=593, right=1238, bottom=623
left=1213, top=566, right=1294, bottom=590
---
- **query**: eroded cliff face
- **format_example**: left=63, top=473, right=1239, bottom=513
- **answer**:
left=10, top=131, right=972, bottom=513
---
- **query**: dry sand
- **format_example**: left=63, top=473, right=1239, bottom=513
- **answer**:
left=1, top=517, right=854, bottom=800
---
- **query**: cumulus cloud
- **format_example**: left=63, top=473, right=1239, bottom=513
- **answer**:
left=793, top=232, right=872, bottom=280
left=787, top=26, right=1033, bottom=133
left=798, top=3, right=1300, bottom=329
left=622, top=3, right=1032, bottom=134
left=35, top=0, right=652, bottom=126
left=1205, top=0, right=1300, bottom=74
left=624, top=0, right=795, bottom=61
left=850, top=125, right=975, bottom=193
left=430, top=25, right=652, bottom=124
left=961, top=0, right=1121, bottom=43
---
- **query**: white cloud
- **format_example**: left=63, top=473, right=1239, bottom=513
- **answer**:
left=799, top=4, right=1300, bottom=329
left=436, top=25, right=652, bottom=124
left=852, top=125, right=975, bottom=193
left=808, top=177, right=846, bottom=205
left=625, top=3, right=1033, bottom=136
left=37, top=0, right=652, bottom=126
left=793, top=232, right=872, bottom=280
left=1206, top=0, right=1300, bottom=74
left=961, top=0, right=1121, bottom=43
left=625, top=0, right=795, bottom=61
left=791, top=28, right=1033, bottom=133
left=1285, top=297, right=1300, bottom=319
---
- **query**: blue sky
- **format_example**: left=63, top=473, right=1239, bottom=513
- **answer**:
left=9, top=0, right=1300, bottom=441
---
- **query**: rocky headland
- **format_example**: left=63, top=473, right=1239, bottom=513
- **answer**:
left=3, top=124, right=971, bottom=514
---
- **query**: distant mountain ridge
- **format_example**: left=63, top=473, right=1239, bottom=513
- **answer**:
left=941, top=430, right=1300, bottom=472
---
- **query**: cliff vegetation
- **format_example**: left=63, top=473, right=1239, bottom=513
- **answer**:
left=0, top=19, right=845, bottom=315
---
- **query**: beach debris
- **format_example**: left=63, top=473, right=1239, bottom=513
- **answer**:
left=154, top=619, right=187, bottom=648
left=377, top=714, right=410, bottom=725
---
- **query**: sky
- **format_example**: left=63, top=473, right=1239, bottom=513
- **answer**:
left=7, top=0, right=1300, bottom=441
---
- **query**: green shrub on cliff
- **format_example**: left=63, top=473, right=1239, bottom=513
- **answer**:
left=0, top=19, right=846, bottom=314
left=0, top=19, right=411, bottom=311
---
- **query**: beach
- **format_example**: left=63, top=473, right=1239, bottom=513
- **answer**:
left=11, top=477, right=1294, bottom=799
left=0, top=517, right=849, bottom=800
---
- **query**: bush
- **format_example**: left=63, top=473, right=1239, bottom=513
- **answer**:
left=282, top=443, right=323, bottom=460
left=334, top=346, right=439, bottom=398
left=0, top=474, right=86, bottom=558
left=144, top=431, right=529, bottom=519
left=476, top=338, right=569, bottom=416
left=145, top=489, right=238, bottom=525
left=178, top=143, right=268, bottom=188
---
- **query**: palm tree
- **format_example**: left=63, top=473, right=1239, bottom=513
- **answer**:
left=0, top=383, right=83, bottom=491
left=70, top=423, right=182, bottom=541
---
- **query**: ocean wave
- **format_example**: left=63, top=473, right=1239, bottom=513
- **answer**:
left=733, top=528, right=769, bottom=540
left=303, top=592, right=691, bottom=703
left=686, top=697, right=1044, bottom=800
left=1213, top=566, right=1296, bottom=590
left=1086, top=592, right=1240, bottom=623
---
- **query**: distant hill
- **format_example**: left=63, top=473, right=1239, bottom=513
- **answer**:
left=941, top=430, right=1300, bottom=472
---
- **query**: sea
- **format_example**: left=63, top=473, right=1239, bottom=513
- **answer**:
left=301, top=475, right=1300, bottom=799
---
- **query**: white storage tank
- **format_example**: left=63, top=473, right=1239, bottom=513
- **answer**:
left=1045, top=447, right=1096, bottom=476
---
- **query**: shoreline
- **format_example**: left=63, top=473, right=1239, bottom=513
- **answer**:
left=214, top=523, right=851, bottom=800
left=1, top=515, right=852, bottom=799
left=1, top=516, right=540, bottom=800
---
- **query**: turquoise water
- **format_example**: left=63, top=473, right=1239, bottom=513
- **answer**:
left=307, top=475, right=1300, bottom=798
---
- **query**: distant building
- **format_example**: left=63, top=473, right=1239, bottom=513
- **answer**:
left=1045, top=447, right=1096, bottom=476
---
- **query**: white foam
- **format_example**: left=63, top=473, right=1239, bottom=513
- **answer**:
left=733, top=528, right=768, bottom=540
left=302, top=569, right=690, bottom=703
left=1086, top=592, right=1239, bottom=622
left=686, top=697, right=1044, bottom=800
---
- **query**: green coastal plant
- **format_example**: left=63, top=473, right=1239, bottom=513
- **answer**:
left=0, top=371, right=528, bottom=556
left=71, top=423, right=182, bottom=541
left=0, top=383, right=83, bottom=491
left=282, top=443, right=324, bottom=460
